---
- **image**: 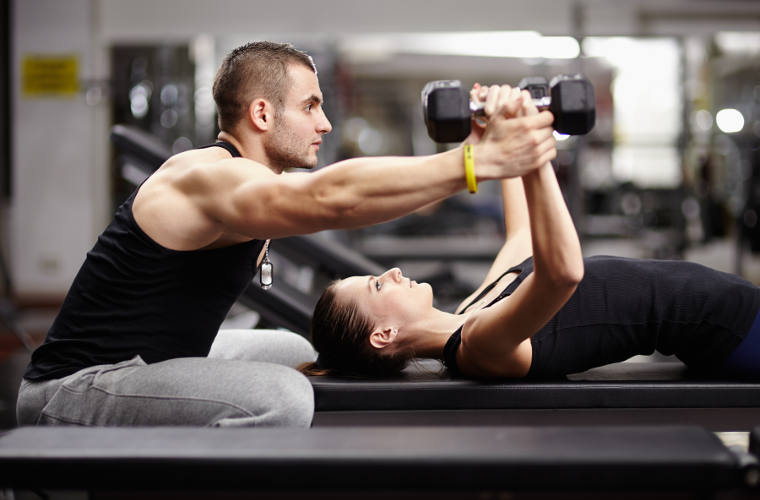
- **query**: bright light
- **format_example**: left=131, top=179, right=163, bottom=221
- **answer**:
left=554, top=131, right=570, bottom=141
left=716, top=108, right=745, bottom=134
left=582, top=37, right=681, bottom=142
left=340, top=32, right=581, bottom=60
left=715, top=32, right=760, bottom=56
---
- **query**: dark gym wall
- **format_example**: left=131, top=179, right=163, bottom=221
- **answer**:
left=110, top=45, right=195, bottom=208
left=1, top=0, right=10, bottom=200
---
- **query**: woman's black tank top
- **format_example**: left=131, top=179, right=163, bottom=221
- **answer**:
left=25, top=142, right=265, bottom=381
left=443, top=256, right=760, bottom=378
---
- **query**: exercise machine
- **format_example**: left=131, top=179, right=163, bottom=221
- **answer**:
left=0, top=425, right=758, bottom=497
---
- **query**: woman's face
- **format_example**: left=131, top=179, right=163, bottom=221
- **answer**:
left=333, top=268, right=434, bottom=327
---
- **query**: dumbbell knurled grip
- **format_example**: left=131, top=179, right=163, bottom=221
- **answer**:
left=469, top=96, right=552, bottom=116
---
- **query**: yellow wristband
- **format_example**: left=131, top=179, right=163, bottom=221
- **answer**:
left=464, top=144, right=478, bottom=194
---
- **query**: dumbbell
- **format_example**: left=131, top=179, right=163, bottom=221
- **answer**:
left=421, top=75, right=596, bottom=143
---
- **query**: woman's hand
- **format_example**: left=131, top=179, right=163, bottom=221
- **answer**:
left=471, top=84, right=557, bottom=179
left=466, top=83, right=526, bottom=143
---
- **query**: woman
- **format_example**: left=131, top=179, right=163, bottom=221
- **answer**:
left=301, top=85, right=760, bottom=380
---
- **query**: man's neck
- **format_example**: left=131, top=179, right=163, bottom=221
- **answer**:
left=216, top=131, right=283, bottom=174
left=216, top=131, right=247, bottom=157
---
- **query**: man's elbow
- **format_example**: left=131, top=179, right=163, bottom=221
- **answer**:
left=311, top=183, right=366, bottom=229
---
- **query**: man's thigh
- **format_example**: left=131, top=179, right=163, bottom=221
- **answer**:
left=24, top=356, right=313, bottom=427
left=209, top=329, right=317, bottom=368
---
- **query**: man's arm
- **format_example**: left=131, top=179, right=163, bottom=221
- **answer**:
left=185, top=106, right=556, bottom=240
left=193, top=148, right=468, bottom=240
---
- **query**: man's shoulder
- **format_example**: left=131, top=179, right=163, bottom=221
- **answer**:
left=141, top=150, right=281, bottom=209
left=164, top=145, right=234, bottom=168
left=170, top=147, right=274, bottom=175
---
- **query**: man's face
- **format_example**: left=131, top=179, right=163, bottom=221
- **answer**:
left=263, top=64, right=332, bottom=171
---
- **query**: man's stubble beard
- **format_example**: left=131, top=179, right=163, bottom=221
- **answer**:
left=263, top=118, right=317, bottom=172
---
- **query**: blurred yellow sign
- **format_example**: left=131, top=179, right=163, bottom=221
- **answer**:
left=22, top=55, right=79, bottom=97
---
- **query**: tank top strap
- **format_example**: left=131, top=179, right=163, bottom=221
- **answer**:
left=458, top=257, right=533, bottom=314
left=442, top=326, right=464, bottom=376
left=445, top=257, right=533, bottom=377
left=486, top=257, right=534, bottom=307
left=199, top=141, right=242, bottom=158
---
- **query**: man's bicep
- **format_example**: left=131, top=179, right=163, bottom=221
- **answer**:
left=227, top=174, right=323, bottom=238
left=195, top=166, right=328, bottom=239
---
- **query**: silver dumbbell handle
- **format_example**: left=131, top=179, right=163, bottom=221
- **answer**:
left=469, top=95, right=552, bottom=116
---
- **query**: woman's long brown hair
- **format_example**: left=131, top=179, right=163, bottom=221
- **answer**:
left=300, top=281, right=412, bottom=377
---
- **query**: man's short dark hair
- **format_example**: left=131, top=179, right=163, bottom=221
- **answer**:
left=213, top=41, right=316, bottom=132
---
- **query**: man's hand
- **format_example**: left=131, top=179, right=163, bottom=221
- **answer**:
left=467, top=84, right=557, bottom=179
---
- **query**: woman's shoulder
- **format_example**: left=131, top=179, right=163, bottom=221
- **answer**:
left=456, top=326, right=533, bottom=379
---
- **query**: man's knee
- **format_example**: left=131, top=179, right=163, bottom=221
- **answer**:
left=215, top=364, right=314, bottom=427
left=209, top=329, right=317, bottom=368
left=270, top=368, right=314, bottom=427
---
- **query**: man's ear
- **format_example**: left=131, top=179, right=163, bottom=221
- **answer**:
left=248, top=98, right=273, bottom=131
left=369, top=327, right=398, bottom=350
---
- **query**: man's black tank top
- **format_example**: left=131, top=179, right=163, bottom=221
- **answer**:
left=24, top=142, right=265, bottom=381
left=443, top=256, right=760, bottom=378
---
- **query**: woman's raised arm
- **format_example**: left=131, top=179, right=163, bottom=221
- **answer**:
left=455, top=177, right=533, bottom=313
left=457, top=89, right=584, bottom=377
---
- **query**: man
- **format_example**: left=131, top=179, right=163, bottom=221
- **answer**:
left=17, top=41, right=557, bottom=427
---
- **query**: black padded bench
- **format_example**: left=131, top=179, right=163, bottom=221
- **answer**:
left=310, top=361, right=760, bottom=430
left=0, top=426, right=758, bottom=497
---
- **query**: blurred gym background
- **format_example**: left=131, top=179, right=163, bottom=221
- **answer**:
left=1, top=0, right=759, bottom=428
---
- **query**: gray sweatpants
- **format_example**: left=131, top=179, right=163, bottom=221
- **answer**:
left=16, top=329, right=317, bottom=427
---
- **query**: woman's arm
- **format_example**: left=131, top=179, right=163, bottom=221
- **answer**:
left=458, top=92, right=584, bottom=378
left=455, top=177, right=532, bottom=313
left=455, top=85, right=537, bottom=313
